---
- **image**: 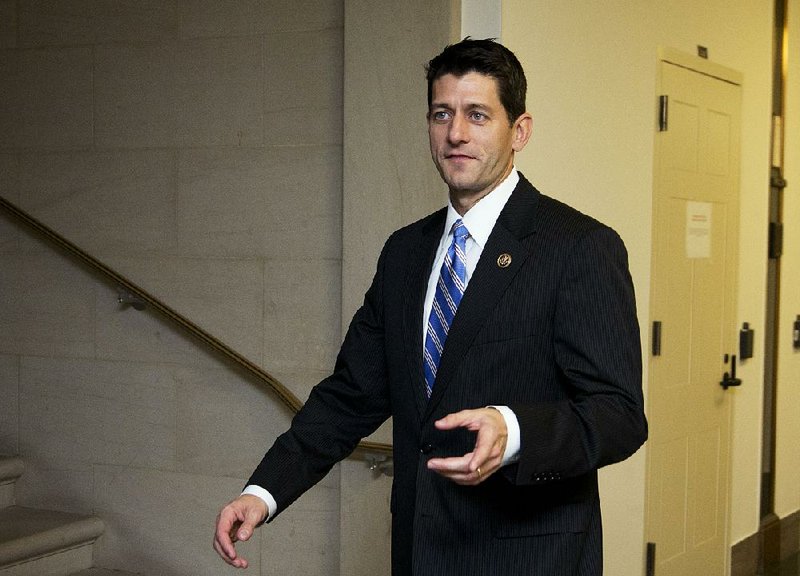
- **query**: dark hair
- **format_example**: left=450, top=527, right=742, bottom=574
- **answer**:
left=425, top=37, right=527, bottom=125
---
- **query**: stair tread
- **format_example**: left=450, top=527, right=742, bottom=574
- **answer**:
left=70, top=570, right=144, bottom=576
left=0, top=456, right=24, bottom=484
left=0, top=506, right=103, bottom=566
left=0, top=506, right=98, bottom=541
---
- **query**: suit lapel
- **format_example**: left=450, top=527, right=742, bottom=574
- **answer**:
left=424, top=177, right=541, bottom=421
left=403, top=209, right=446, bottom=420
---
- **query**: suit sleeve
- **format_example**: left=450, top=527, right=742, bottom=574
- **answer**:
left=247, top=238, right=394, bottom=518
left=508, top=226, right=647, bottom=485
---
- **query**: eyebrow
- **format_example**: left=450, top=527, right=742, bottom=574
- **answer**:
left=429, top=101, right=491, bottom=111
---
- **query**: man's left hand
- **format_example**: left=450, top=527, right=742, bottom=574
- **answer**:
left=426, top=407, right=508, bottom=485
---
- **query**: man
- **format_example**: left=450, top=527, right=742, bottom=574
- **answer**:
left=214, top=38, right=647, bottom=576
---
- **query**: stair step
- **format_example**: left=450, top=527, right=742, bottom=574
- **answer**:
left=0, top=458, right=24, bottom=509
left=69, top=571, right=143, bottom=576
left=0, top=506, right=104, bottom=576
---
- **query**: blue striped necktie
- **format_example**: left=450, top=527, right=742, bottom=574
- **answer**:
left=424, top=219, right=470, bottom=397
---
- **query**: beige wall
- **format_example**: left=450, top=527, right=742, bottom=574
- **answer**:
left=504, top=0, right=789, bottom=574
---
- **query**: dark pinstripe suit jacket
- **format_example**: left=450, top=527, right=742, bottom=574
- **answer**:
left=249, top=174, right=647, bottom=575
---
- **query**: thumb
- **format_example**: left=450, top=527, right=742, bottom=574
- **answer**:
left=237, top=508, right=265, bottom=541
left=237, top=523, right=254, bottom=542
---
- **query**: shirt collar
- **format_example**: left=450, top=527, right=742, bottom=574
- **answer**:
left=443, top=168, right=519, bottom=248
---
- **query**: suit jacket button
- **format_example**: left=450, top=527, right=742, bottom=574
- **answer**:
left=420, top=443, right=434, bottom=454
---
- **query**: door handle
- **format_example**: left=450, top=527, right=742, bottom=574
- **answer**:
left=720, top=354, right=742, bottom=390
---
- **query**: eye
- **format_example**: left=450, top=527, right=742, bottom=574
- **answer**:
left=470, top=111, right=488, bottom=122
left=431, top=110, right=451, bottom=123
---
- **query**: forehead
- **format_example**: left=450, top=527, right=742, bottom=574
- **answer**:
left=430, top=72, right=502, bottom=107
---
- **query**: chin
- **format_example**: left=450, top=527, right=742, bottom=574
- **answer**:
left=441, top=172, right=475, bottom=191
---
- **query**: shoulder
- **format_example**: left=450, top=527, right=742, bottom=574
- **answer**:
left=383, top=207, right=446, bottom=248
left=536, top=189, right=607, bottom=235
left=514, top=176, right=621, bottom=247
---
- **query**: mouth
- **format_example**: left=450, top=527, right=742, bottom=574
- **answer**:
left=444, top=153, right=475, bottom=162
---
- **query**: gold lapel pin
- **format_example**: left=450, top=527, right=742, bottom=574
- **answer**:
left=497, top=253, right=512, bottom=268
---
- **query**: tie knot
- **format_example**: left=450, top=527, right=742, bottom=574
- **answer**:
left=452, top=219, right=469, bottom=242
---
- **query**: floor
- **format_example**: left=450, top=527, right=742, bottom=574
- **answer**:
left=764, top=553, right=800, bottom=576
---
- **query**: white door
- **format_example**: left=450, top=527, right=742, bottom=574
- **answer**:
left=646, top=50, right=742, bottom=576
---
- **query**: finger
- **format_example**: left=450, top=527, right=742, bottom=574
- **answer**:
left=434, top=409, right=480, bottom=431
left=468, top=427, right=505, bottom=472
left=214, top=528, right=250, bottom=569
left=213, top=537, right=247, bottom=568
left=435, top=466, right=485, bottom=486
left=214, top=512, right=239, bottom=561
left=212, top=537, right=229, bottom=561
left=214, top=503, right=256, bottom=565
left=427, top=453, right=490, bottom=486
left=214, top=533, right=245, bottom=567
left=468, top=409, right=508, bottom=471
left=426, top=453, right=473, bottom=473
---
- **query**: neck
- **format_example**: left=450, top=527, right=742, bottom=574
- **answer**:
left=448, top=166, right=514, bottom=216
left=449, top=189, right=491, bottom=216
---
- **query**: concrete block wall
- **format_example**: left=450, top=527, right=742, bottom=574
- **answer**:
left=0, top=1, right=357, bottom=574
left=0, top=3, right=344, bottom=392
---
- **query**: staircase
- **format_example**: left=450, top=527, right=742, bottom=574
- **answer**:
left=0, top=456, right=139, bottom=576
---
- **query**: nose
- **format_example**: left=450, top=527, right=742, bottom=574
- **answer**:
left=447, top=113, right=469, bottom=144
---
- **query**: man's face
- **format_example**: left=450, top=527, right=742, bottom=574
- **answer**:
left=428, top=72, right=530, bottom=209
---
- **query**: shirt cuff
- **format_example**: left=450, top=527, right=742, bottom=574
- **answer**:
left=489, top=405, right=521, bottom=466
left=242, top=484, right=277, bottom=521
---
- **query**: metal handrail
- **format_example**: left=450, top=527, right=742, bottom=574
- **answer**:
left=0, top=194, right=393, bottom=461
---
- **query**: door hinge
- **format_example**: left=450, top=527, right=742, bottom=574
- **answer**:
left=769, top=222, right=783, bottom=259
left=646, top=542, right=656, bottom=576
left=652, top=321, right=662, bottom=356
left=770, top=166, right=788, bottom=189
left=658, top=95, right=669, bottom=131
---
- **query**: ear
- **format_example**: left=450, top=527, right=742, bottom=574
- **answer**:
left=511, top=112, right=533, bottom=152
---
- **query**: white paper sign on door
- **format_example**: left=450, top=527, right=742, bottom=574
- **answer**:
left=686, top=201, right=712, bottom=259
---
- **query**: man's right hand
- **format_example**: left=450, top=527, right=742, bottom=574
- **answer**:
left=213, top=494, right=269, bottom=569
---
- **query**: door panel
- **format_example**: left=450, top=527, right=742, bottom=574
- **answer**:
left=646, top=56, right=741, bottom=576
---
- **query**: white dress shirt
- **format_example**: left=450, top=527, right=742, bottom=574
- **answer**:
left=422, top=168, right=521, bottom=467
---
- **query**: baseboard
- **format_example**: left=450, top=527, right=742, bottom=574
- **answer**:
left=731, top=529, right=759, bottom=576
left=731, top=510, right=800, bottom=576
left=781, top=511, right=800, bottom=562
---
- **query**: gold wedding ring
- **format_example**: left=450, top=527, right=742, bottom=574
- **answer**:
left=476, top=467, right=482, bottom=480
